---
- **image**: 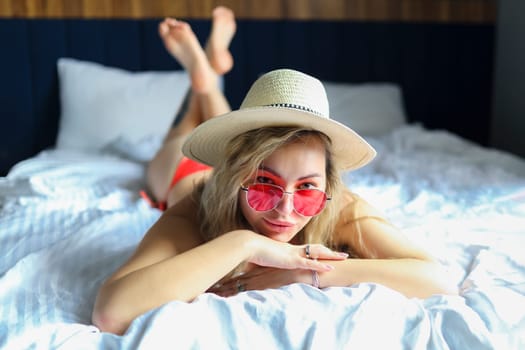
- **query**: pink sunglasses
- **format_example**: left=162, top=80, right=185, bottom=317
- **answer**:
left=240, top=183, right=330, bottom=216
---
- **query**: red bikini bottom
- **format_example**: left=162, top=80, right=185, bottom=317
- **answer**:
left=168, top=156, right=213, bottom=191
left=140, top=156, right=212, bottom=211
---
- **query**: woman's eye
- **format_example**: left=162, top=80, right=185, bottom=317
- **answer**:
left=256, top=176, right=274, bottom=184
left=298, top=182, right=317, bottom=190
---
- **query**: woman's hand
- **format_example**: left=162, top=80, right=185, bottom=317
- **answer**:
left=245, top=232, right=348, bottom=272
left=206, top=232, right=348, bottom=297
left=208, top=266, right=311, bottom=297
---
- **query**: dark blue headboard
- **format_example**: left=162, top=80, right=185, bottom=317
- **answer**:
left=0, top=19, right=494, bottom=175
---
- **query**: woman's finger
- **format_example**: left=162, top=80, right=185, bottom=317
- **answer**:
left=303, top=244, right=348, bottom=260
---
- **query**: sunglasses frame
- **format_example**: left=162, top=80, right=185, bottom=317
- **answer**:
left=240, top=183, right=331, bottom=217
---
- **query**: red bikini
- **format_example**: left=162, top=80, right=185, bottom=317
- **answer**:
left=168, top=156, right=213, bottom=191
left=140, top=156, right=212, bottom=211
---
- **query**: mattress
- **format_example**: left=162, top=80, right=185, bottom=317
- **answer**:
left=1, top=125, right=524, bottom=349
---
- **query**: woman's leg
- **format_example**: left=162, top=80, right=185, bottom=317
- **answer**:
left=205, top=6, right=237, bottom=78
left=197, top=6, right=236, bottom=124
left=146, top=93, right=200, bottom=203
left=147, top=9, right=235, bottom=205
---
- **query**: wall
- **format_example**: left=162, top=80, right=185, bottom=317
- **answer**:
left=491, top=0, right=525, bottom=158
left=0, top=0, right=495, bottom=23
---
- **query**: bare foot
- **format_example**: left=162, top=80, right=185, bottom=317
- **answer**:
left=158, top=18, right=216, bottom=93
left=205, top=6, right=236, bottom=75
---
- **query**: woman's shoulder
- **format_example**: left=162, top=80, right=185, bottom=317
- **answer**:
left=164, top=193, right=202, bottom=226
left=338, top=190, right=386, bottom=222
left=331, top=190, right=390, bottom=258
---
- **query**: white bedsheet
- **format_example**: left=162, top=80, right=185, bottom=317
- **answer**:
left=1, top=125, right=524, bottom=349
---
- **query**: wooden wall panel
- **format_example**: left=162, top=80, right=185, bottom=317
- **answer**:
left=0, top=0, right=496, bottom=23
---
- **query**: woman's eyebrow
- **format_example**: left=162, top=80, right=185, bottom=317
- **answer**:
left=258, top=166, right=322, bottom=181
left=257, top=166, right=280, bottom=177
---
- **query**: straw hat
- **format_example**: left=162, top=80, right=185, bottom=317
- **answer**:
left=182, top=69, right=376, bottom=170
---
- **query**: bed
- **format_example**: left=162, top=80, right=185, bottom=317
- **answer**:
left=1, top=18, right=524, bottom=350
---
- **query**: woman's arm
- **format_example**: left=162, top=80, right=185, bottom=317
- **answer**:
left=92, top=196, right=248, bottom=334
left=317, top=217, right=458, bottom=297
left=318, top=257, right=457, bottom=297
left=211, top=220, right=456, bottom=298
left=320, top=195, right=458, bottom=297
left=92, top=196, right=342, bottom=335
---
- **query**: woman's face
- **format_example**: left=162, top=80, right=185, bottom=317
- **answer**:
left=239, top=136, right=327, bottom=242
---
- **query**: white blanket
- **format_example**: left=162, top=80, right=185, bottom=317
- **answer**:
left=1, top=125, right=524, bottom=349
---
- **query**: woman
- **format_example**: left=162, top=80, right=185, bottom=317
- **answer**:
left=92, top=9, right=457, bottom=336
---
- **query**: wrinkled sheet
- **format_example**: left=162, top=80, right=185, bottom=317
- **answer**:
left=1, top=125, right=524, bottom=349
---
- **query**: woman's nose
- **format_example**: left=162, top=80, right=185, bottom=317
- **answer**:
left=274, top=191, right=295, bottom=215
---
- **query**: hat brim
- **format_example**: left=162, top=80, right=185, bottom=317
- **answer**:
left=182, top=106, right=376, bottom=171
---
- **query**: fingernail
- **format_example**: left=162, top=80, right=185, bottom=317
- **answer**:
left=337, top=252, right=349, bottom=258
left=324, top=264, right=334, bottom=270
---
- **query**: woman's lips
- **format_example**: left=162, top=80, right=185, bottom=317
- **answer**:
left=262, top=218, right=295, bottom=232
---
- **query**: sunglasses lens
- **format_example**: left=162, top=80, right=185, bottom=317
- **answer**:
left=246, top=184, right=283, bottom=211
left=294, top=189, right=327, bottom=216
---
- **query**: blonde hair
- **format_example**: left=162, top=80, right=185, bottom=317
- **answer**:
left=195, top=127, right=345, bottom=246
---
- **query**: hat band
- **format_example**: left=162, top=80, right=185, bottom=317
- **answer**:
left=265, top=103, right=323, bottom=116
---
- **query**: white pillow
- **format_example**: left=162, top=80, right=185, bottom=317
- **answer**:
left=56, top=58, right=191, bottom=152
left=323, top=81, right=407, bottom=136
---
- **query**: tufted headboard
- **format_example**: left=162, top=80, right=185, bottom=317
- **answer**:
left=0, top=19, right=494, bottom=175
